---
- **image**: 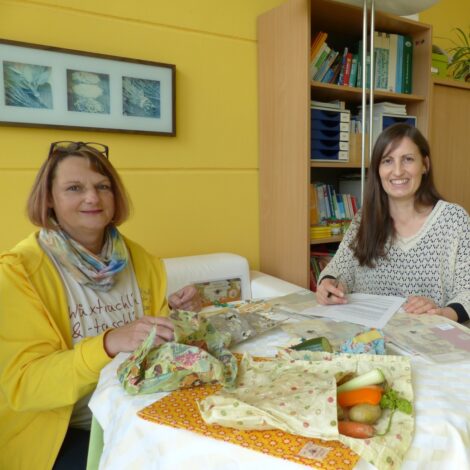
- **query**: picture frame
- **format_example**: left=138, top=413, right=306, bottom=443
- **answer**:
left=0, top=39, right=175, bottom=135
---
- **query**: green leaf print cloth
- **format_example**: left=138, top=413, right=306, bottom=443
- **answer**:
left=199, top=351, right=414, bottom=470
left=117, top=310, right=238, bottom=394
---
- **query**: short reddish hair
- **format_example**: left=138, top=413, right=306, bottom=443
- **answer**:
left=27, top=144, right=131, bottom=229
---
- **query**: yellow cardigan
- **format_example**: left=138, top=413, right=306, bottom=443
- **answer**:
left=0, top=232, right=169, bottom=470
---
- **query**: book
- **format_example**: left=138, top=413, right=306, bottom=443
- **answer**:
left=343, top=52, right=353, bottom=86
left=310, top=31, right=328, bottom=62
left=349, top=54, right=358, bottom=87
left=356, top=40, right=371, bottom=89
left=350, top=195, right=358, bottom=214
left=310, top=43, right=330, bottom=80
left=342, top=194, right=354, bottom=219
left=395, top=34, right=404, bottom=93
left=311, top=99, right=346, bottom=110
left=310, top=183, right=319, bottom=225
left=387, top=33, right=399, bottom=92
left=374, top=31, right=389, bottom=90
left=336, top=194, right=345, bottom=219
left=337, top=47, right=349, bottom=85
left=322, top=64, right=335, bottom=83
left=314, top=49, right=338, bottom=82
left=359, top=101, right=407, bottom=115
left=402, top=36, right=413, bottom=94
left=316, top=184, right=328, bottom=220
left=324, top=54, right=342, bottom=84
left=326, top=184, right=336, bottom=219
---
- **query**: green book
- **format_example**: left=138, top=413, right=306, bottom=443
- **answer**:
left=402, top=36, right=413, bottom=94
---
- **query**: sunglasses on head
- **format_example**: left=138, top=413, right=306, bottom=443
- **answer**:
left=48, top=141, right=109, bottom=159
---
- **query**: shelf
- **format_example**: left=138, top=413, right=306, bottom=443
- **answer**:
left=311, top=81, right=426, bottom=105
left=311, top=160, right=363, bottom=168
left=258, top=0, right=432, bottom=288
left=311, top=235, right=343, bottom=245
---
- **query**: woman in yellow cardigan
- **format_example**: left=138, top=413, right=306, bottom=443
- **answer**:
left=0, top=141, right=200, bottom=469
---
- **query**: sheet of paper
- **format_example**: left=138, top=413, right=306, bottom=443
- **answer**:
left=301, top=293, right=405, bottom=329
left=264, top=289, right=318, bottom=314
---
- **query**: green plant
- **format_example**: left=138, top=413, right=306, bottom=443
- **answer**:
left=446, top=27, right=470, bottom=81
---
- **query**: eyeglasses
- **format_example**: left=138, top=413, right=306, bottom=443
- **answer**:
left=48, top=141, right=109, bottom=159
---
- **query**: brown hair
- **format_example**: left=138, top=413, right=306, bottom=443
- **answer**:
left=351, top=123, right=442, bottom=267
left=27, top=143, right=131, bottom=229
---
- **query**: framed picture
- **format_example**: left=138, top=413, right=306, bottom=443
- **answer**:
left=0, top=39, right=175, bottom=135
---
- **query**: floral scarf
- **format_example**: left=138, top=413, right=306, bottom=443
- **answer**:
left=39, top=224, right=128, bottom=292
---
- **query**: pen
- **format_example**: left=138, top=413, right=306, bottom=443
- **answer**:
left=327, top=277, right=340, bottom=298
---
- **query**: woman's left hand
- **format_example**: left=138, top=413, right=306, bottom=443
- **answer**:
left=404, top=295, right=438, bottom=314
left=404, top=296, right=458, bottom=321
left=168, top=285, right=202, bottom=312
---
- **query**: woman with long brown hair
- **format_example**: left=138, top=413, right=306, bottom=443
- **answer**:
left=316, top=124, right=470, bottom=324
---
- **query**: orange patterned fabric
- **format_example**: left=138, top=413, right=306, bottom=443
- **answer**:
left=138, top=383, right=359, bottom=469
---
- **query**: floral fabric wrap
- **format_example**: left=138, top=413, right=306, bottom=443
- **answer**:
left=199, top=351, right=413, bottom=470
left=117, top=311, right=238, bottom=394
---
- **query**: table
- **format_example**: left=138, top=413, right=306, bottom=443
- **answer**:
left=89, top=327, right=470, bottom=470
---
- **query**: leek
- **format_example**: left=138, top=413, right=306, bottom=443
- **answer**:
left=337, top=368, right=385, bottom=393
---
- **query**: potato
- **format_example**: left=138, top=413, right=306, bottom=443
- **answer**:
left=348, top=404, right=382, bottom=424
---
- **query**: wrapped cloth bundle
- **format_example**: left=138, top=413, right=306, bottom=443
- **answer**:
left=117, top=310, right=238, bottom=394
left=199, top=351, right=414, bottom=470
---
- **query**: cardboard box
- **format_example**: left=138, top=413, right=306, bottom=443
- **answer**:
left=432, top=53, right=448, bottom=78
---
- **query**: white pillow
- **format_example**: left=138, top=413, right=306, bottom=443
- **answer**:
left=163, top=253, right=252, bottom=300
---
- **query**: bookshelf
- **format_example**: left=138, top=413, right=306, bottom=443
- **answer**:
left=257, top=0, right=432, bottom=288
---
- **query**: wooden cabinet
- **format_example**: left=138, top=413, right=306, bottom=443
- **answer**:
left=430, top=78, right=470, bottom=213
left=257, top=0, right=432, bottom=288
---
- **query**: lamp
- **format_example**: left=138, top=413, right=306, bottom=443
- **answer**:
left=336, top=0, right=440, bottom=201
left=337, top=0, right=440, bottom=16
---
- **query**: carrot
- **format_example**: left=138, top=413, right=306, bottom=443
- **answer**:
left=337, top=385, right=383, bottom=407
left=338, top=420, right=375, bottom=439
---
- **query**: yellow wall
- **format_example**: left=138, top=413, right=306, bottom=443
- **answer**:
left=0, top=0, right=283, bottom=267
left=420, top=0, right=470, bottom=50
left=1, top=0, right=464, bottom=267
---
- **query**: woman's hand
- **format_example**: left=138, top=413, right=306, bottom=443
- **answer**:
left=168, top=285, right=202, bottom=312
left=404, top=296, right=458, bottom=321
left=403, top=296, right=438, bottom=314
left=316, top=278, right=347, bottom=305
left=104, top=316, right=174, bottom=357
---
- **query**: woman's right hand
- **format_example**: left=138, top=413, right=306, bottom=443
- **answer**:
left=316, top=278, right=347, bottom=305
left=104, top=316, right=174, bottom=358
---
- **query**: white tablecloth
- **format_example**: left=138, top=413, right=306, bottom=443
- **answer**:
left=89, top=328, right=470, bottom=470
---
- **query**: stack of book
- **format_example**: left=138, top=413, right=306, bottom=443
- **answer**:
left=311, top=225, right=332, bottom=240
left=310, top=34, right=358, bottom=86
left=357, top=32, right=413, bottom=94
left=311, top=182, right=358, bottom=223
left=310, top=30, right=413, bottom=92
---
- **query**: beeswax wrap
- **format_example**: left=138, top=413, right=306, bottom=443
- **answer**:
left=117, top=310, right=237, bottom=394
left=199, top=351, right=414, bottom=470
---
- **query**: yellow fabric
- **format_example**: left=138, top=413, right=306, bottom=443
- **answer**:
left=199, top=354, right=339, bottom=439
left=0, top=232, right=169, bottom=470
left=139, top=383, right=359, bottom=470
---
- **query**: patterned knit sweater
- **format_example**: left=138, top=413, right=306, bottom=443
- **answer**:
left=319, top=201, right=470, bottom=321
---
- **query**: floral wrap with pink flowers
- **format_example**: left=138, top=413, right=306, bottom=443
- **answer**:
left=117, top=310, right=238, bottom=394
